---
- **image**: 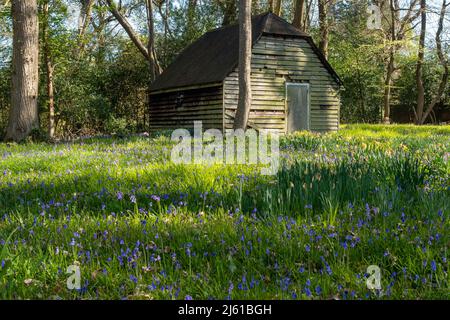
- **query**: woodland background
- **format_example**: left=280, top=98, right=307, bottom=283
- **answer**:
left=0, top=0, right=449, bottom=140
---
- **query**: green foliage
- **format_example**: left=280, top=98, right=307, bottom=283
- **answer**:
left=104, top=115, right=130, bottom=136
left=0, top=0, right=448, bottom=138
left=328, top=0, right=385, bottom=123
left=394, top=54, right=450, bottom=123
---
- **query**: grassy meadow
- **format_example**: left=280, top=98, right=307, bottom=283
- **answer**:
left=0, top=124, right=449, bottom=299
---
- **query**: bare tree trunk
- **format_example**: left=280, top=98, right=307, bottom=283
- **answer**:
left=104, top=0, right=151, bottom=61
left=92, top=10, right=108, bottom=63
left=43, top=1, right=55, bottom=139
left=383, top=51, right=394, bottom=124
left=318, top=0, right=329, bottom=58
left=292, top=0, right=305, bottom=30
left=233, top=0, right=252, bottom=130
left=5, top=0, right=39, bottom=142
left=273, top=0, right=281, bottom=15
left=145, top=0, right=162, bottom=79
left=77, top=0, right=94, bottom=56
left=415, top=0, right=426, bottom=124
left=304, top=0, right=312, bottom=31
left=419, top=0, right=449, bottom=124
left=380, top=0, right=419, bottom=124
left=383, top=0, right=396, bottom=124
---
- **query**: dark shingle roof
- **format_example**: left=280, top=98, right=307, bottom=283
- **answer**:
left=150, top=12, right=341, bottom=92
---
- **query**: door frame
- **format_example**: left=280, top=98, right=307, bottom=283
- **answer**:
left=285, top=82, right=310, bottom=133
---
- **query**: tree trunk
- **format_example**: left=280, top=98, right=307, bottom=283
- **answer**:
left=43, top=1, right=55, bottom=139
left=145, top=0, right=162, bottom=79
left=105, top=0, right=151, bottom=61
left=273, top=0, right=281, bottom=15
left=292, top=0, right=305, bottom=30
left=318, top=0, right=329, bottom=58
left=5, top=0, right=39, bottom=142
left=415, top=0, right=426, bottom=124
left=383, top=0, right=396, bottom=124
left=77, top=0, right=94, bottom=56
left=233, top=0, right=252, bottom=130
left=304, top=0, right=312, bottom=31
left=383, top=51, right=394, bottom=124
left=419, top=0, right=449, bottom=124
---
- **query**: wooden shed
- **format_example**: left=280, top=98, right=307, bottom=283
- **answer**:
left=149, top=12, right=342, bottom=133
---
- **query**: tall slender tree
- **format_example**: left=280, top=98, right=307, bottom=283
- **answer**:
left=380, top=0, right=420, bottom=124
left=42, top=0, right=55, bottom=138
left=415, top=0, right=426, bottom=123
left=318, top=0, right=329, bottom=58
left=5, top=0, right=39, bottom=142
left=77, top=0, right=94, bottom=56
left=104, top=0, right=161, bottom=77
left=145, top=0, right=162, bottom=78
left=233, top=0, right=252, bottom=130
left=415, top=0, right=449, bottom=124
left=273, top=0, right=282, bottom=15
left=292, top=0, right=305, bottom=31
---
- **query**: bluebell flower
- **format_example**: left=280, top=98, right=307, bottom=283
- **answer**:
left=315, top=285, right=322, bottom=295
left=185, top=295, right=193, bottom=300
left=129, top=275, right=138, bottom=284
left=304, top=287, right=312, bottom=297
left=431, top=260, right=436, bottom=272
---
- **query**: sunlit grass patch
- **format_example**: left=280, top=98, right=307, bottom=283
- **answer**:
left=0, top=124, right=448, bottom=299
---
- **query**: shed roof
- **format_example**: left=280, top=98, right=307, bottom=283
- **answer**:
left=150, top=12, right=342, bottom=92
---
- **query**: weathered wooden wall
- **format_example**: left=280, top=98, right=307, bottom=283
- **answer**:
left=149, top=85, right=223, bottom=131
left=223, top=35, right=340, bottom=132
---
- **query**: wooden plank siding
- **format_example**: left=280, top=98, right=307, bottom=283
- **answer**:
left=223, top=35, right=340, bottom=133
left=149, top=85, right=224, bottom=131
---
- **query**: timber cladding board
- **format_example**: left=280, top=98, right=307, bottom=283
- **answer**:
left=149, top=85, right=224, bottom=129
